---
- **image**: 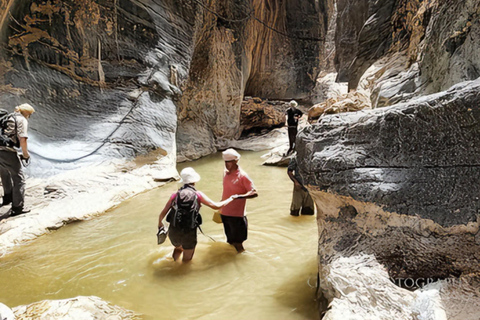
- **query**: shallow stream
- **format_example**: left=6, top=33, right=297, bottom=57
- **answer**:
left=0, top=151, right=319, bottom=320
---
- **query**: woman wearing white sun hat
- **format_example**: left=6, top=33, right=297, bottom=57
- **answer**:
left=157, top=167, right=237, bottom=262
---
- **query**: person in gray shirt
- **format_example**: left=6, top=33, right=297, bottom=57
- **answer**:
left=0, top=103, right=35, bottom=216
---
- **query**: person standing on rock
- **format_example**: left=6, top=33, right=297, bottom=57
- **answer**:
left=0, top=103, right=35, bottom=216
left=285, top=100, right=303, bottom=156
left=220, top=148, right=258, bottom=253
left=157, top=167, right=235, bottom=263
left=287, top=156, right=314, bottom=216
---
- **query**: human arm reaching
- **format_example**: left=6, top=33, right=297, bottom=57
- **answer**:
left=158, top=195, right=175, bottom=228
left=232, top=188, right=258, bottom=199
left=288, top=169, right=307, bottom=191
left=198, top=192, right=237, bottom=210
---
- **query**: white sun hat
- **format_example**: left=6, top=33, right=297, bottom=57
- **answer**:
left=289, top=100, right=298, bottom=107
left=180, top=167, right=201, bottom=184
left=222, top=148, right=241, bottom=161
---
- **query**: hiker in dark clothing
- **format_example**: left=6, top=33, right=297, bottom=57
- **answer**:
left=157, top=167, right=236, bottom=263
left=287, top=157, right=314, bottom=216
left=285, top=100, right=303, bottom=156
left=0, top=103, right=35, bottom=216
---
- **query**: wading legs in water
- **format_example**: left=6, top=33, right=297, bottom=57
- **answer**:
left=182, top=249, right=195, bottom=262
left=233, top=243, right=245, bottom=253
left=172, top=247, right=195, bottom=262
left=172, top=247, right=183, bottom=261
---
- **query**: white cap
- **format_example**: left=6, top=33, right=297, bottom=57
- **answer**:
left=222, top=148, right=241, bottom=161
left=180, top=167, right=201, bottom=184
left=289, top=100, right=298, bottom=107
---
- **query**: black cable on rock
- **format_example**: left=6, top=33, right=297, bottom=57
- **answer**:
left=30, top=92, right=143, bottom=163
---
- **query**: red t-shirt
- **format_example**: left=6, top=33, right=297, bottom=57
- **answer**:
left=221, top=168, right=255, bottom=217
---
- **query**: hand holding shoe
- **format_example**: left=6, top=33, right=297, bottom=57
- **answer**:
left=19, top=154, right=31, bottom=167
left=157, top=226, right=167, bottom=245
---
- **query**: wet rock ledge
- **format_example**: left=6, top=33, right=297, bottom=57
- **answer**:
left=5, top=296, right=139, bottom=320
left=296, top=79, right=480, bottom=318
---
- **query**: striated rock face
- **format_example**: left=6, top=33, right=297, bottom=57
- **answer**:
left=297, top=79, right=480, bottom=316
left=420, top=0, right=480, bottom=93
left=333, top=0, right=480, bottom=98
left=334, top=0, right=369, bottom=83
left=0, top=0, right=195, bottom=175
left=0, top=0, right=332, bottom=165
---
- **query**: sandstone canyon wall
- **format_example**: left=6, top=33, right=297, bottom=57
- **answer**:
left=0, top=0, right=196, bottom=175
left=176, top=0, right=331, bottom=160
left=0, top=0, right=331, bottom=166
left=332, top=0, right=480, bottom=105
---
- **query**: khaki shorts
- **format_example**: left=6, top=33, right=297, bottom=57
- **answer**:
left=290, top=185, right=314, bottom=212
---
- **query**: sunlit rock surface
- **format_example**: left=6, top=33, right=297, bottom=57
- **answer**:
left=12, top=296, right=139, bottom=320
left=334, top=0, right=480, bottom=108
left=297, top=79, right=480, bottom=317
left=320, top=255, right=448, bottom=320
left=308, top=72, right=348, bottom=105
left=0, top=302, right=14, bottom=320
left=0, top=153, right=177, bottom=256
left=239, top=97, right=286, bottom=136
left=308, top=90, right=371, bottom=121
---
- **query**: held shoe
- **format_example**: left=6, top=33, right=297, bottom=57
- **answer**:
left=157, top=226, right=167, bottom=245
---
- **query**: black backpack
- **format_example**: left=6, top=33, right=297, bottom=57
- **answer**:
left=0, top=109, right=18, bottom=148
left=167, top=185, right=202, bottom=230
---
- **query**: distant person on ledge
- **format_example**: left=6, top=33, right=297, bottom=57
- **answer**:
left=0, top=103, right=35, bottom=217
left=285, top=100, right=303, bottom=156
left=220, top=148, right=258, bottom=253
left=287, top=157, right=314, bottom=216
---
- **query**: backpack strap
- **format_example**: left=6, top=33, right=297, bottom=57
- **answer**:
left=198, top=225, right=216, bottom=242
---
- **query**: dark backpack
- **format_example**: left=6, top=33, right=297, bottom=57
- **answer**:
left=167, top=185, right=202, bottom=230
left=0, top=109, right=18, bottom=148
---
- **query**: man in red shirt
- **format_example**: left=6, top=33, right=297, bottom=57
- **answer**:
left=220, top=148, right=258, bottom=253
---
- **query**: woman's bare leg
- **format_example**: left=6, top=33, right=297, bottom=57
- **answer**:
left=172, top=247, right=183, bottom=261
left=182, top=248, right=195, bottom=262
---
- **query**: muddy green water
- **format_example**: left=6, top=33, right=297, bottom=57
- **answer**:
left=0, top=151, right=319, bottom=320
